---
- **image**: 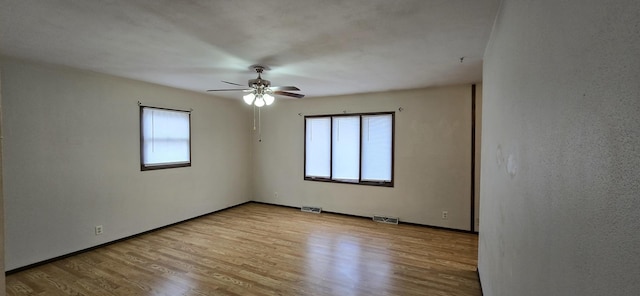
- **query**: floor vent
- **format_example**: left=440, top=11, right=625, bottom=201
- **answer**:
left=301, top=206, right=322, bottom=214
left=373, top=215, right=399, bottom=224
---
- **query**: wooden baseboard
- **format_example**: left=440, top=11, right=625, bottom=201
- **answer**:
left=251, top=201, right=478, bottom=234
left=8, top=200, right=477, bottom=275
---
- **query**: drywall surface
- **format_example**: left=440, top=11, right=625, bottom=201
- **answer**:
left=479, top=1, right=640, bottom=295
left=1, top=58, right=252, bottom=270
left=253, top=86, right=473, bottom=230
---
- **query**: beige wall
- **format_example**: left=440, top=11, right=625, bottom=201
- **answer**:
left=253, top=85, right=474, bottom=230
left=479, top=0, right=640, bottom=295
left=0, top=58, right=252, bottom=270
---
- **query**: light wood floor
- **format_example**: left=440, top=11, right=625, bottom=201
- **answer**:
left=6, top=203, right=481, bottom=296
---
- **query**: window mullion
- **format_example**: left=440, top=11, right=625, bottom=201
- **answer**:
left=359, top=115, right=363, bottom=183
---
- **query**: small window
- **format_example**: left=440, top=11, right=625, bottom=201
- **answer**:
left=140, top=106, right=191, bottom=170
left=304, top=112, right=394, bottom=187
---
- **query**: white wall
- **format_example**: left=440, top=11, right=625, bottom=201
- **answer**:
left=253, top=86, right=474, bottom=230
left=479, top=1, right=640, bottom=295
left=1, top=58, right=252, bottom=270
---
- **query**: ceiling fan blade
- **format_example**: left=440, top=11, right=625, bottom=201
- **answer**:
left=269, top=86, right=300, bottom=91
left=206, top=88, right=251, bottom=92
left=274, top=91, right=305, bottom=99
left=221, top=80, right=245, bottom=87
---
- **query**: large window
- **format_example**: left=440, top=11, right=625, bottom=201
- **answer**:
left=305, top=112, right=394, bottom=187
left=140, top=106, right=191, bottom=170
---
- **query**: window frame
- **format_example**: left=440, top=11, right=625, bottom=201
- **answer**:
left=304, top=112, right=395, bottom=187
left=139, top=105, right=192, bottom=171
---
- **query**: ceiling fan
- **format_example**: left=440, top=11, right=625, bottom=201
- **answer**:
left=207, top=65, right=305, bottom=107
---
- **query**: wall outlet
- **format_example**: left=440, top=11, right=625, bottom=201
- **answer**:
left=442, top=211, right=448, bottom=220
left=95, top=225, right=103, bottom=235
left=274, top=192, right=278, bottom=198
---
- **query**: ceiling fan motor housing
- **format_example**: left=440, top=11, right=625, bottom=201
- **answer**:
left=249, top=65, right=270, bottom=88
left=248, top=78, right=270, bottom=88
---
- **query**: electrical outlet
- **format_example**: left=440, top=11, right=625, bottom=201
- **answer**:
left=274, top=192, right=278, bottom=198
left=95, top=225, right=103, bottom=235
left=442, top=211, right=448, bottom=220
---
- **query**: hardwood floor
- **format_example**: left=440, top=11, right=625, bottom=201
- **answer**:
left=6, top=203, right=481, bottom=296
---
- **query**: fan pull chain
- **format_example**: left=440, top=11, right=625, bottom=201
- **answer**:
left=253, top=105, right=256, bottom=130
left=258, top=107, right=262, bottom=142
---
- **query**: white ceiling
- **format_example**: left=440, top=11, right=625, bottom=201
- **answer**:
left=0, top=0, right=499, bottom=100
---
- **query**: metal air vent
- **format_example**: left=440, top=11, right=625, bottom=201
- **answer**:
left=301, top=206, right=322, bottom=214
left=372, top=215, right=399, bottom=224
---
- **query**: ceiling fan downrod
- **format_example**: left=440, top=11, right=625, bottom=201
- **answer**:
left=249, top=65, right=270, bottom=88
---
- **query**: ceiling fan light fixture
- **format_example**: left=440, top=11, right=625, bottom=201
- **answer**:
left=263, top=94, right=274, bottom=106
left=243, top=93, right=255, bottom=105
left=207, top=65, right=304, bottom=107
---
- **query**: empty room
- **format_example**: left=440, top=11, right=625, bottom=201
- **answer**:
left=0, top=0, right=638, bottom=295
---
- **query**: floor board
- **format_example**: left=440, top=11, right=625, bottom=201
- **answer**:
left=6, top=203, right=481, bottom=295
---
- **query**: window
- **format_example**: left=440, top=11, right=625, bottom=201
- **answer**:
left=305, top=117, right=331, bottom=178
left=140, top=106, right=191, bottom=170
left=304, top=112, right=394, bottom=187
left=332, top=116, right=360, bottom=182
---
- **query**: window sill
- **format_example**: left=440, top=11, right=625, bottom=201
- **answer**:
left=141, top=163, right=191, bottom=171
left=304, top=177, right=393, bottom=187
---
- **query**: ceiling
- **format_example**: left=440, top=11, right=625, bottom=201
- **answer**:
left=0, top=0, right=500, bottom=100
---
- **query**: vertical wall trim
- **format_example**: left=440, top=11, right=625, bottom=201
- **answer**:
left=0, top=67, right=6, bottom=291
left=471, top=84, right=477, bottom=232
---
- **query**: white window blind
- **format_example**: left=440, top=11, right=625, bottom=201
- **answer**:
left=361, top=114, right=392, bottom=181
left=304, top=112, right=394, bottom=186
left=332, top=116, right=360, bottom=181
left=141, top=107, right=191, bottom=169
left=305, top=117, right=331, bottom=178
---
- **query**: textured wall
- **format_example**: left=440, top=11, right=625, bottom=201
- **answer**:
left=478, top=0, right=640, bottom=295
left=253, top=86, right=475, bottom=230
left=1, top=58, right=252, bottom=270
